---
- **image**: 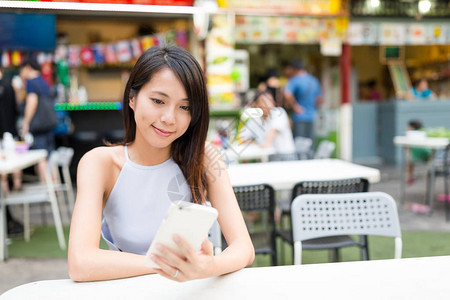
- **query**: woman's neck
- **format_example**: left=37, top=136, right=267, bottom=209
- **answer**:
left=127, top=139, right=171, bottom=166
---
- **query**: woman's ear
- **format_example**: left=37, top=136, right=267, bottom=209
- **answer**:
left=129, top=97, right=135, bottom=110
left=129, top=91, right=136, bottom=111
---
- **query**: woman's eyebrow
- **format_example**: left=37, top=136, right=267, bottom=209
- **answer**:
left=153, top=91, right=190, bottom=102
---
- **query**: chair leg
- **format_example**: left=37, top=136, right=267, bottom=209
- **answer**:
left=62, top=167, right=75, bottom=215
left=48, top=194, right=66, bottom=250
left=330, top=248, right=340, bottom=262
left=40, top=203, right=47, bottom=225
left=278, top=213, right=286, bottom=265
left=23, top=203, right=30, bottom=242
left=294, top=241, right=302, bottom=265
left=361, top=235, right=370, bottom=260
left=56, top=189, right=70, bottom=225
left=0, top=203, right=7, bottom=261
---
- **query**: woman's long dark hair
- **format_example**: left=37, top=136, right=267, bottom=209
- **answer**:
left=122, top=46, right=209, bottom=204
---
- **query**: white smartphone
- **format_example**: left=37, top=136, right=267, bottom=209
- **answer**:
left=144, top=201, right=218, bottom=269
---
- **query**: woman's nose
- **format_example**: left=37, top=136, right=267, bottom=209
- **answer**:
left=161, top=107, right=176, bottom=125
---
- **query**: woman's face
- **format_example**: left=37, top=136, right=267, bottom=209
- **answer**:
left=255, top=94, right=274, bottom=119
left=129, top=68, right=192, bottom=151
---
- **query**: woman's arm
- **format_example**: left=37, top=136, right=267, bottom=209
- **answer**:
left=262, top=129, right=278, bottom=148
left=68, top=147, right=155, bottom=282
left=204, top=144, right=256, bottom=273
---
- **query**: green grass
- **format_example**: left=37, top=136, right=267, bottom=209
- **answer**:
left=7, top=226, right=450, bottom=266
left=251, top=232, right=450, bottom=267
left=7, top=226, right=108, bottom=258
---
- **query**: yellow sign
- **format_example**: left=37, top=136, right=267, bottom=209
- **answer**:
left=219, top=0, right=343, bottom=15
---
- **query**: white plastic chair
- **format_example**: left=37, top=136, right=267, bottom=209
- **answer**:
left=314, top=140, right=335, bottom=159
left=23, top=147, right=75, bottom=221
left=291, top=192, right=402, bottom=265
left=3, top=151, right=66, bottom=250
left=294, top=137, right=313, bottom=160
left=205, top=201, right=222, bottom=255
left=208, top=220, right=222, bottom=255
left=54, top=147, right=75, bottom=216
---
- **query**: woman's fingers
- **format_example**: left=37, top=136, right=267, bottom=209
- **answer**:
left=172, top=234, right=198, bottom=262
left=200, top=238, right=214, bottom=256
left=151, top=235, right=214, bottom=281
left=150, top=253, right=184, bottom=282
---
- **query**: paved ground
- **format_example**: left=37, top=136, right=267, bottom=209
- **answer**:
left=1, top=162, right=449, bottom=295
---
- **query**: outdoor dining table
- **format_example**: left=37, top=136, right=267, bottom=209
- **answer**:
left=221, top=143, right=276, bottom=163
left=2, top=256, right=450, bottom=299
left=393, top=136, right=449, bottom=212
left=226, top=159, right=381, bottom=210
left=0, top=149, right=48, bottom=261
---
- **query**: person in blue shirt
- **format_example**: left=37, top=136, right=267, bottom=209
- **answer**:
left=410, top=78, right=436, bottom=100
left=283, top=60, right=322, bottom=144
left=19, top=58, right=56, bottom=186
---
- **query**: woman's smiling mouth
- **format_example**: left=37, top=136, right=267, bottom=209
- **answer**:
left=152, top=125, right=174, bottom=137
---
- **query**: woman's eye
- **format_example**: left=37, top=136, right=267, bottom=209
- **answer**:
left=180, top=105, right=191, bottom=111
left=152, top=98, right=164, bottom=104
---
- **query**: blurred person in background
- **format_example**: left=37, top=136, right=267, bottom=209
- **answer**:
left=406, top=119, right=430, bottom=185
left=19, top=58, right=55, bottom=183
left=410, top=78, right=436, bottom=100
left=283, top=59, right=322, bottom=145
left=257, top=68, right=285, bottom=108
left=239, top=90, right=295, bottom=154
left=0, top=66, right=24, bottom=235
left=367, top=79, right=381, bottom=102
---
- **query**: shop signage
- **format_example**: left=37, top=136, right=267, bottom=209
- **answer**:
left=218, top=0, right=343, bottom=15
left=235, top=15, right=348, bottom=44
left=206, top=14, right=237, bottom=109
left=347, top=22, right=450, bottom=45
left=56, top=0, right=194, bottom=5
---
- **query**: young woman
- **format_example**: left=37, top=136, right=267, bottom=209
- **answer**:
left=239, top=91, right=296, bottom=155
left=68, top=46, right=255, bottom=282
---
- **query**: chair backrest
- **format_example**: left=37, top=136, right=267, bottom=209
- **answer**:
left=233, top=184, right=275, bottom=213
left=46, top=150, right=60, bottom=173
left=56, top=147, right=74, bottom=167
left=205, top=201, right=222, bottom=254
left=233, top=184, right=278, bottom=265
left=268, top=152, right=299, bottom=162
left=208, top=220, right=223, bottom=255
left=294, top=136, right=313, bottom=160
left=291, top=192, right=402, bottom=243
left=314, top=140, right=335, bottom=159
left=292, top=178, right=369, bottom=201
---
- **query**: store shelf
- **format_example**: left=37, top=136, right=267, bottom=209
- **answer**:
left=210, top=109, right=241, bottom=117
left=0, top=1, right=209, bottom=18
left=55, top=102, right=123, bottom=111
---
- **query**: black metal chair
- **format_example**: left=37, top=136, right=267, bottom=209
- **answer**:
left=445, top=145, right=450, bottom=222
left=429, top=144, right=450, bottom=222
left=233, top=184, right=277, bottom=266
left=278, top=178, right=370, bottom=263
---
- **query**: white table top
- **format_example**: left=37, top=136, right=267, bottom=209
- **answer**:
left=227, top=159, right=380, bottom=191
left=2, top=256, right=450, bottom=300
left=394, top=136, right=449, bottom=149
left=221, top=143, right=275, bottom=163
left=0, top=150, right=48, bottom=175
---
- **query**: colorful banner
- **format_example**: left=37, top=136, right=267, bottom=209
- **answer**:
left=0, top=30, right=187, bottom=69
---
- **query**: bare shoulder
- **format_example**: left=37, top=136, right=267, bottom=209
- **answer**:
left=78, top=145, right=125, bottom=173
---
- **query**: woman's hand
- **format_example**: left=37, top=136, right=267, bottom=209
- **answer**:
left=150, top=235, right=215, bottom=282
